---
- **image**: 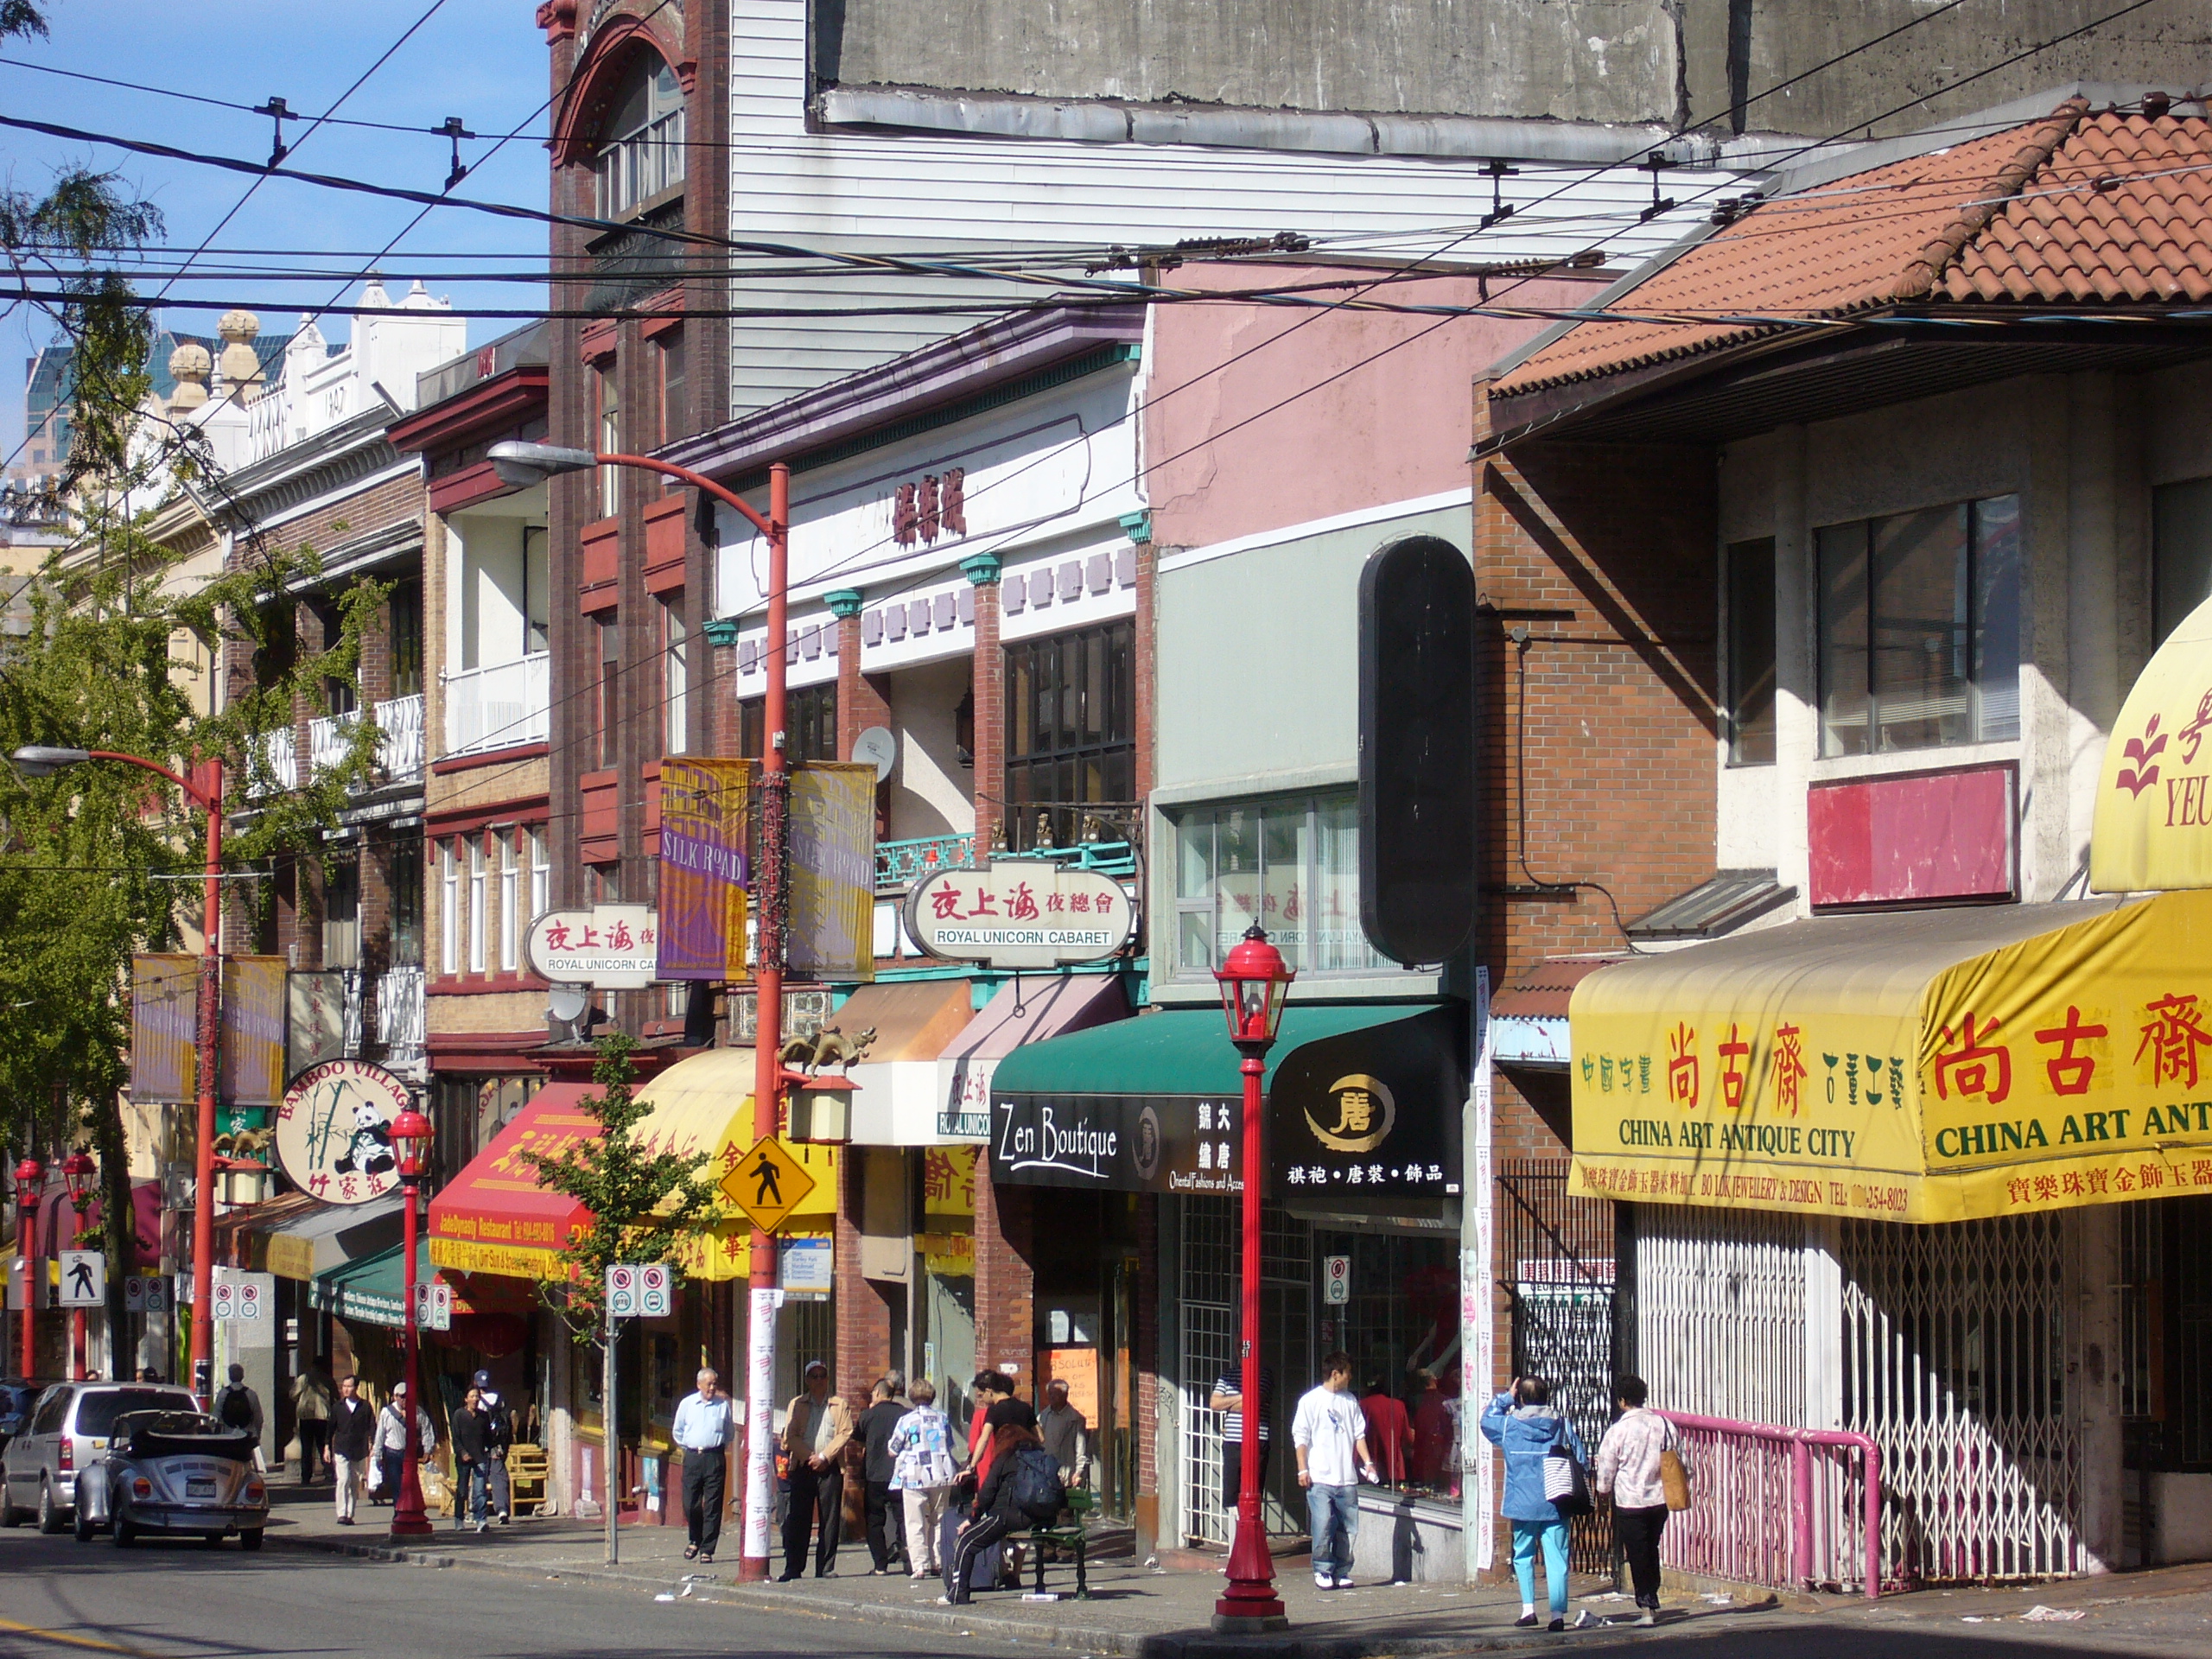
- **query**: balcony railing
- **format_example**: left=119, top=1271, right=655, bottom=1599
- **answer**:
left=374, top=966, right=425, bottom=1068
left=308, top=711, right=357, bottom=779
left=877, top=832, right=975, bottom=893
left=247, top=728, right=297, bottom=798
left=444, top=652, right=550, bottom=758
left=1004, top=839, right=1140, bottom=880
left=374, top=693, right=423, bottom=781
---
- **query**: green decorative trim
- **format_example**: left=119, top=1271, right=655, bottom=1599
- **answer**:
left=824, top=588, right=864, bottom=618
left=960, top=551, right=1003, bottom=586
left=1118, top=509, right=1152, bottom=545
left=701, top=618, right=741, bottom=648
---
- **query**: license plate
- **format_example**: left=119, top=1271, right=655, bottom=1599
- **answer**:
left=188, top=1478, right=216, bottom=1498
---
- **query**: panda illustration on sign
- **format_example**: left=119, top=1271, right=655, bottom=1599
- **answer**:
left=333, top=1101, right=397, bottom=1178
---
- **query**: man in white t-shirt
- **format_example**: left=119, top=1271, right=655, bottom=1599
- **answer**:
left=1292, top=1351, right=1379, bottom=1591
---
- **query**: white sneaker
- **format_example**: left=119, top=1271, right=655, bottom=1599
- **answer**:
left=1314, top=1572, right=1334, bottom=1590
left=1333, top=1576, right=1354, bottom=1589
left=1637, top=1610, right=1656, bottom=1626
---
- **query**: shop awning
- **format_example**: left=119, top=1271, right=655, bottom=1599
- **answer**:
left=2094, top=590, right=2212, bottom=891
left=310, top=1238, right=529, bottom=1330
left=989, top=1001, right=1464, bottom=1206
left=427, top=1081, right=601, bottom=1280
left=259, top=1194, right=404, bottom=1282
left=939, top=974, right=1132, bottom=1138
left=841, top=978, right=983, bottom=1147
left=1568, top=889, right=2212, bottom=1224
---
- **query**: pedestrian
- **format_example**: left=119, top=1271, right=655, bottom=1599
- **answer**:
left=473, top=1370, right=515, bottom=1524
left=858, top=1372, right=910, bottom=1574
left=1292, top=1351, right=1379, bottom=1591
left=215, top=1363, right=266, bottom=1471
left=1595, top=1376, right=1683, bottom=1628
left=778, top=1359, right=853, bottom=1580
left=1037, top=1377, right=1088, bottom=1486
left=1209, top=1361, right=1274, bottom=1521
left=327, top=1375, right=375, bottom=1525
left=1480, top=1375, right=1588, bottom=1632
left=888, top=1377, right=958, bottom=1582
left=672, top=1366, right=735, bottom=1565
left=451, top=1386, right=493, bottom=1531
left=942, top=1420, right=1057, bottom=1606
left=1359, top=1375, right=1413, bottom=1488
left=137, top=1366, right=163, bottom=1383
left=376, top=1380, right=435, bottom=1507
left=292, top=1354, right=336, bottom=1483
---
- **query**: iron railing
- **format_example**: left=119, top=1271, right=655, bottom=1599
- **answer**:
left=1657, top=1411, right=1886, bottom=1599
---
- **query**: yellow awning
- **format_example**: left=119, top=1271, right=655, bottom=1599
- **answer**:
left=1569, top=889, right=2212, bottom=1224
left=2094, top=591, right=2212, bottom=891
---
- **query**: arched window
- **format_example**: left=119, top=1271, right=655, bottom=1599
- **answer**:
left=596, top=53, right=685, bottom=218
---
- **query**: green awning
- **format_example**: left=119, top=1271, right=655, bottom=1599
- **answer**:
left=990, top=1001, right=1452, bottom=1097
left=310, top=1237, right=429, bottom=1330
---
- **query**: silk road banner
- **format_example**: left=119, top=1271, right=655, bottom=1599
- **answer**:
left=787, top=761, right=875, bottom=982
left=1571, top=888, right=2212, bottom=1224
left=130, top=954, right=198, bottom=1105
left=658, top=755, right=753, bottom=981
left=219, top=956, right=288, bottom=1109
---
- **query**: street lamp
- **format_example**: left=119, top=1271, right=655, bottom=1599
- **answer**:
left=487, top=440, right=793, bottom=1584
left=13, top=1156, right=41, bottom=1380
left=388, top=1103, right=435, bottom=1541
left=60, top=1149, right=95, bottom=1382
left=10, top=744, right=225, bottom=1397
left=1212, top=924, right=1295, bottom=1633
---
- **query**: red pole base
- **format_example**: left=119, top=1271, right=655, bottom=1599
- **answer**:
left=389, top=1464, right=436, bottom=1540
left=735, top=1557, right=770, bottom=1582
left=1211, top=1497, right=1288, bottom=1630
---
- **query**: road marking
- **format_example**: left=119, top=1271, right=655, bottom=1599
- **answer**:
left=0, top=1614, right=168, bottom=1657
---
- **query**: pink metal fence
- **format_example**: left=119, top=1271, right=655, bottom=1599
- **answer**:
left=1657, top=1410, right=1886, bottom=1599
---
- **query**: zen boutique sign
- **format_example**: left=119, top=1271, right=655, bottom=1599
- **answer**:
left=905, top=861, right=1136, bottom=969
left=276, top=1058, right=411, bottom=1205
left=526, top=904, right=658, bottom=988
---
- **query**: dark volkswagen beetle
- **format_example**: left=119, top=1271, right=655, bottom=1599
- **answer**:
left=73, top=1409, right=267, bottom=1548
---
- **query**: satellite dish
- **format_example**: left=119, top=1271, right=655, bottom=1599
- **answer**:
left=852, top=726, right=897, bottom=783
left=547, top=984, right=589, bottom=1024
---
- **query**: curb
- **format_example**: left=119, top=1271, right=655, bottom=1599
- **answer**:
left=264, top=1529, right=1774, bottom=1657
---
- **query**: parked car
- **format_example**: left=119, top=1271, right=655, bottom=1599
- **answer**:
left=0, top=1381, right=199, bottom=1532
left=73, top=1409, right=266, bottom=1548
left=0, top=1380, right=64, bottom=1462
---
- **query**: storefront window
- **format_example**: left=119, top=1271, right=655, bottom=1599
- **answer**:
left=1171, top=791, right=1396, bottom=979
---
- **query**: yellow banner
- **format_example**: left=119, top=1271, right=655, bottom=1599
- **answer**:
left=1570, top=889, right=2212, bottom=1223
left=2094, top=590, right=2212, bottom=892
left=429, top=1236, right=570, bottom=1280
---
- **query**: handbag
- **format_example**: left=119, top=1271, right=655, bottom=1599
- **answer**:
left=1659, top=1424, right=1691, bottom=1512
left=1543, top=1424, right=1592, bottom=1517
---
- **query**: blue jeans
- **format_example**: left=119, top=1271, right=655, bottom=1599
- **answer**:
left=1512, top=1517, right=1570, bottom=1616
left=460, top=1460, right=489, bottom=1525
left=1306, top=1481, right=1358, bottom=1580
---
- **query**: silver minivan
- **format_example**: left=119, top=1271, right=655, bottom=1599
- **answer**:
left=0, top=1382, right=199, bottom=1532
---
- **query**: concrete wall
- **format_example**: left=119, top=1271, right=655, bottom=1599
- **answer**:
left=819, top=0, right=2209, bottom=138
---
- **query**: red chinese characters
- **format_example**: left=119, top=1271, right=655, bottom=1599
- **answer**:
left=2136, top=991, right=2212, bottom=1089
left=1666, top=1022, right=1699, bottom=1107
left=2033, top=1005, right=2107, bottom=1096
left=1933, top=1013, right=2012, bottom=1106
left=1772, top=1024, right=1808, bottom=1116
left=1717, top=1024, right=1751, bottom=1111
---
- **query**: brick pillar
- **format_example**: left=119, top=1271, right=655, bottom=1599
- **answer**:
left=973, top=1169, right=1034, bottom=1391
left=962, top=554, right=1005, bottom=853
left=1134, top=1192, right=1161, bottom=1551
left=835, top=1147, right=895, bottom=1395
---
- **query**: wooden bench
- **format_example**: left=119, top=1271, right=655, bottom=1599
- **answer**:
left=1013, top=1487, right=1095, bottom=1599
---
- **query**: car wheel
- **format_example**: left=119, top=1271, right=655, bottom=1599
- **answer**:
left=111, top=1513, right=135, bottom=1548
left=239, top=1529, right=264, bottom=1552
left=73, top=1501, right=97, bottom=1543
left=36, top=1480, right=65, bottom=1534
left=0, top=1478, right=22, bottom=1529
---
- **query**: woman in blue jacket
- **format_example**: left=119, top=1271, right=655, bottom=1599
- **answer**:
left=1479, top=1376, right=1587, bottom=1631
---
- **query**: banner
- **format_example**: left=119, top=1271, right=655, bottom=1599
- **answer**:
left=130, top=954, right=198, bottom=1104
left=788, top=761, right=876, bottom=982
left=657, top=755, right=753, bottom=980
left=220, top=957, right=288, bottom=1109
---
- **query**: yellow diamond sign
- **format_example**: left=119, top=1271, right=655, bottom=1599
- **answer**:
left=720, top=1135, right=817, bottom=1234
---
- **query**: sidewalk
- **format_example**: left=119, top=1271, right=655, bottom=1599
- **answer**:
left=256, top=1479, right=1772, bottom=1658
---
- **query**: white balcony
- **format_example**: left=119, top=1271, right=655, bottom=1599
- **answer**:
left=374, top=966, right=425, bottom=1069
left=443, top=652, right=550, bottom=758
left=374, top=693, right=424, bottom=781
left=248, top=727, right=296, bottom=798
left=308, top=710, right=358, bottom=779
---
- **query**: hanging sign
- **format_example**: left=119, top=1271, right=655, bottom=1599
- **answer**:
left=788, top=762, right=878, bottom=982
left=719, top=1136, right=816, bottom=1233
left=130, top=954, right=199, bottom=1105
left=779, top=1236, right=834, bottom=1294
left=275, top=1058, right=411, bottom=1205
left=658, top=757, right=753, bottom=981
left=412, top=1281, right=453, bottom=1332
left=904, top=860, right=1137, bottom=969
left=1322, top=1255, right=1351, bottom=1306
left=525, top=904, right=658, bottom=988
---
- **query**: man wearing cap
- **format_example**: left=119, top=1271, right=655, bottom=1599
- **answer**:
left=471, top=1370, right=517, bottom=1524
left=673, top=1367, right=735, bottom=1564
left=779, top=1360, right=854, bottom=1580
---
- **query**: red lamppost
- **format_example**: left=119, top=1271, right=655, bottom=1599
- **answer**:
left=388, top=1103, right=435, bottom=1541
left=489, top=441, right=793, bottom=1583
left=60, top=1149, right=95, bottom=1382
left=13, top=1156, right=41, bottom=1380
left=1212, top=924, right=1295, bottom=1634
left=11, top=745, right=225, bottom=1397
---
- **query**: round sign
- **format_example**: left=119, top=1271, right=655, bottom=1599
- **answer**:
left=276, top=1058, right=413, bottom=1205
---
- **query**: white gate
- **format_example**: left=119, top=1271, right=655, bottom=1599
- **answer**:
left=1637, top=1205, right=1808, bottom=1427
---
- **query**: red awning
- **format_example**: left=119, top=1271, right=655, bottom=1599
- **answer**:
left=427, top=1081, right=600, bottom=1280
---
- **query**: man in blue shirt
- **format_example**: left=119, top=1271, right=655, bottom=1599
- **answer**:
left=672, top=1368, right=736, bottom=1564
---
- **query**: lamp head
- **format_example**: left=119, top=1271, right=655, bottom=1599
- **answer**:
left=486, top=440, right=596, bottom=491
left=389, top=1106, right=435, bottom=1180
left=60, top=1147, right=95, bottom=1206
left=10, top=746, right=92, bottom=779
left=1215, top=924, right=1294, bottom=1049
left=14, top=1154, right=42, bottom=1205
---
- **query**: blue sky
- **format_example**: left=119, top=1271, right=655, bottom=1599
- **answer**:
left=2, top=0, right=552, bottom=461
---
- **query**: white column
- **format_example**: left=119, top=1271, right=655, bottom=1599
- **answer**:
left=1771, top=427, right=1814, bottom=913
left=1461, top=969, right=1495, bottom=1579
left=1802, top=1217, right=1843, bottom=1431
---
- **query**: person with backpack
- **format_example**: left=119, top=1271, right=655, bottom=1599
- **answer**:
left=215, top=1364, right=266, bottom=1471
left=942, top=1421, right=1059, bottom=1606
left=1480, top=1375, right=1588, bottom=1632
left=1595, top=1376, right=1687, bottom=1627
left=473, top=1370, right=517, bottom=1525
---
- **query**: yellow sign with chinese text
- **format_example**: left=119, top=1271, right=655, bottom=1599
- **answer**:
left=2094, top=590, right=2212, bottom=892
left=1570, top=889, right=2212, bottom=1223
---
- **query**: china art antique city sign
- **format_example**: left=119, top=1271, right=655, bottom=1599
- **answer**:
left=275, top=1058, right=411, bottom=1205
left=905, top=860, right=1137, bottom=969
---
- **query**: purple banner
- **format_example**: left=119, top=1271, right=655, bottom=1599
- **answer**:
left=658, top=756, right=753, bottom=981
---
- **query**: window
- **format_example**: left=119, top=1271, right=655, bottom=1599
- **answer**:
left=1005, top=620, right=1135, bottom=851
left=440, top=840, right=459, bottom=976
left=323, top=854, right=360, bottom=969
left=598, top=365, right=621, bottom=516
left=739, top=683, right=838, bottom=762
left=1817, top=494, right=2019, bottom=758
left=1172, top=792, right=1395, bottom=978
left=658, top=331, right=686, bottom=445
left=499, top=832, right=519, bottom=973
left=467, top=838, right=486, bottom=976
left=389, top=580, right=423, bottom=699
left=661, top=595, right=689, bottom=751
left=596, top=614, right=620, bottom=768
left=389, top=840, right=423, bottom=968
left=594, top=53, right=685, bottom=219
left=2154, top=477, right=2212, bottom=647
left=530, top=827, right=550, bottom=923
left=1726, top=537, right=1777, bottom=766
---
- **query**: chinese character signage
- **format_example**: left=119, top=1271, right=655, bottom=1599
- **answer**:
left=989, top=1094, right=1228, bottom=1195
left=1569, top=887, right=2212, bottom=1223
left=1268, top=1004, right=1464, bottom=1208
left=906, top=860, right=1138, bottom=969
left=130, top=954, right=198, bottom=1105
left=525, top=904, right=658, bottom=988
left=275, top=1058, right=412, bottom=1206
left=2093, top=590, right=2212, bottom=891
left=658, top=756, right=752, bottom=981
left=788, top=762, right=877, bottom=982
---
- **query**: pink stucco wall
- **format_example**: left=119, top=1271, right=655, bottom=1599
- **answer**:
left=1144, top=263, right=1610, bottom=550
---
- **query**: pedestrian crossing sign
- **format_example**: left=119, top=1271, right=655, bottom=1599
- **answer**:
left=720, top=1135, right=814, bottom=1233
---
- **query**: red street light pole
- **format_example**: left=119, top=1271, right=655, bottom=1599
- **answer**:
left=388, top=1103, right=435, bottom=1541
left=10, top=745, right=224, bottom=1398
left=1212, top=925, right=1295, bottom=1635
left=13, top=1156, right=41, bottom=1379
left=487, top=442, right=791, bottom=1583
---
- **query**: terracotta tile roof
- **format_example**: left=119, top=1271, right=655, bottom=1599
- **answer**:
left=1493, top=100, right=2212, bottom=400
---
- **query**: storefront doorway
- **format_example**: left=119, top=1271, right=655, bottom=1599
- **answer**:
left=2121, top=1193, right=2212, bottom=1565
left=1034, top=1190, right=1141, bottom=1520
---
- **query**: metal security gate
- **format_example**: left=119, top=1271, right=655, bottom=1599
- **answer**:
left=1497, top=1161, right=1616, bottom=1573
